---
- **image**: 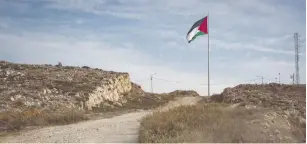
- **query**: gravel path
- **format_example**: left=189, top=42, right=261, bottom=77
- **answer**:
left=0, top=96, right=201, bottom=143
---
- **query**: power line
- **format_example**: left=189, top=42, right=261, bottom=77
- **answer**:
left=256, top=76, right=264, bottom=84
left=243, top=78, right=262, bottom=83
left=153, top=77, right=180, bottom=84
left=153, top=77, right=263, bottom=86
left=133, top=74, right=289, bottom=89
left=133, top=78, right=150, bottom=81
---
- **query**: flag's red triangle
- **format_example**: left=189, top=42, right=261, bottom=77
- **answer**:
left=198, top=16, right=208, bottom=34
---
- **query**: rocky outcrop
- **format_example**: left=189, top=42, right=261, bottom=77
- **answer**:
left=84, top=75, right=131, bottom=110
left=208, top=83, right=306, bottom=141
left=0, top=61, right=203, bottom=132
left=218, top=84, right=306, bottom=118
left=0, top=61, right=132, bottom=111
left=166, top=90, right=200, bottom=97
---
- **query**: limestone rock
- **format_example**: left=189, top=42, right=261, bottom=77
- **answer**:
left=0, top=60, right=134, bottom=111
left=210, top=83, right=306, bottom=130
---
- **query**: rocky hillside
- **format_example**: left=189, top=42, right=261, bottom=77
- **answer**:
left=0, top=61, right=200, bottom=112
left=140, top=84, right=306, bottom=143
left=0, top=61, right=134, bottom=111
left=0, top=61, right=200, bottom=131
left=213, top=84, right=305, bottom=117
left=208, top=83, right=306, bottom=142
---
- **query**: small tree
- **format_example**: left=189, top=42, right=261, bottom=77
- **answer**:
left=82, top=66, right=90, bottom=69
left=56, top=62, right=62, bottom=67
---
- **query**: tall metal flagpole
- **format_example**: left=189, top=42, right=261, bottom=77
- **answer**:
left=207, top=12, right=210, bottom=96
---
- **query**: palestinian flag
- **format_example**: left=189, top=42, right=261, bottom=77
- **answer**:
left=186, top=16, right=208, bottom=43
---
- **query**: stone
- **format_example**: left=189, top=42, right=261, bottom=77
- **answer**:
left=15, top=95, right=22, bottom=99
left=53, top=88, right=58, bottom=94
left=114, top=102, right=122, bottom=107
left=46, top=89, right=52, bottom=94
left=24, top=101, right=35, bottom=107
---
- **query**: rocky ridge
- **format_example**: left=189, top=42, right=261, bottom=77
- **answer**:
left=0, top=61, right=132, bottom=111
left=208, top=83, right=306, bottom=142
left=0, top=61, right=201, bottom=132
left=0, top=61, right=201, bottom=112
left=219, top=84, right=305, bottom=118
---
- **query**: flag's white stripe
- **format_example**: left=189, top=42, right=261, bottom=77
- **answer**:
left=186, top=26, right=199, bottom=41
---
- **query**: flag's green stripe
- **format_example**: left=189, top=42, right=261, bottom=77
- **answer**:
left=191, top=31, right=204, bottom=42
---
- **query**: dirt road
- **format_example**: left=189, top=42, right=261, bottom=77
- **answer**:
left=0, top=96, right=201, bottom=143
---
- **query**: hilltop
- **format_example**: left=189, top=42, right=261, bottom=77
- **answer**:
left=0, top=61, right=132, bottom=111
left=213, top=84, right=305, bottom=118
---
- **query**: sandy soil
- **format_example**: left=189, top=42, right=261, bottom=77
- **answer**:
left=0, top=96, right=201, bottom=143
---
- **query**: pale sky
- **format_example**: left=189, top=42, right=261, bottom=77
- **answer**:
left=0, top=0, right=306, bottom=96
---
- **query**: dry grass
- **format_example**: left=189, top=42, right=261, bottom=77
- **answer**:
left=0, top=107, right=88, bottom=132
left=122, top=94, right=178, bottom=110
left=288, top=115, right=306, bottom=142
left=138, top=103, right=299, bottom=143
left=139, top=103, right=245, bottom=143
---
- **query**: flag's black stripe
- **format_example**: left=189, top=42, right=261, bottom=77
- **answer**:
left=187, top=17, right=205, bottom=35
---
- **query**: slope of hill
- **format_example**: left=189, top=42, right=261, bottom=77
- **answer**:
left=217, top=84, right=305, bottom=117
left=0, top=60, right=200, bottom=132
left=139, top=84, right=306, bottom=143
left=0, top=61, right=133, bottom=111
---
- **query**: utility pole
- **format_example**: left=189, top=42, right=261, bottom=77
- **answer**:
left=278, top=73, right=280, bottom=84
left=257, top=76, right=264, bottom=85
left=150, top=73, right=156, bottom=93
left=290, top=73, right=295, bottom=84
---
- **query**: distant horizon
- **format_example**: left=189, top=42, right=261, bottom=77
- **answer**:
left=1, top=59, right=305, bottom=96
